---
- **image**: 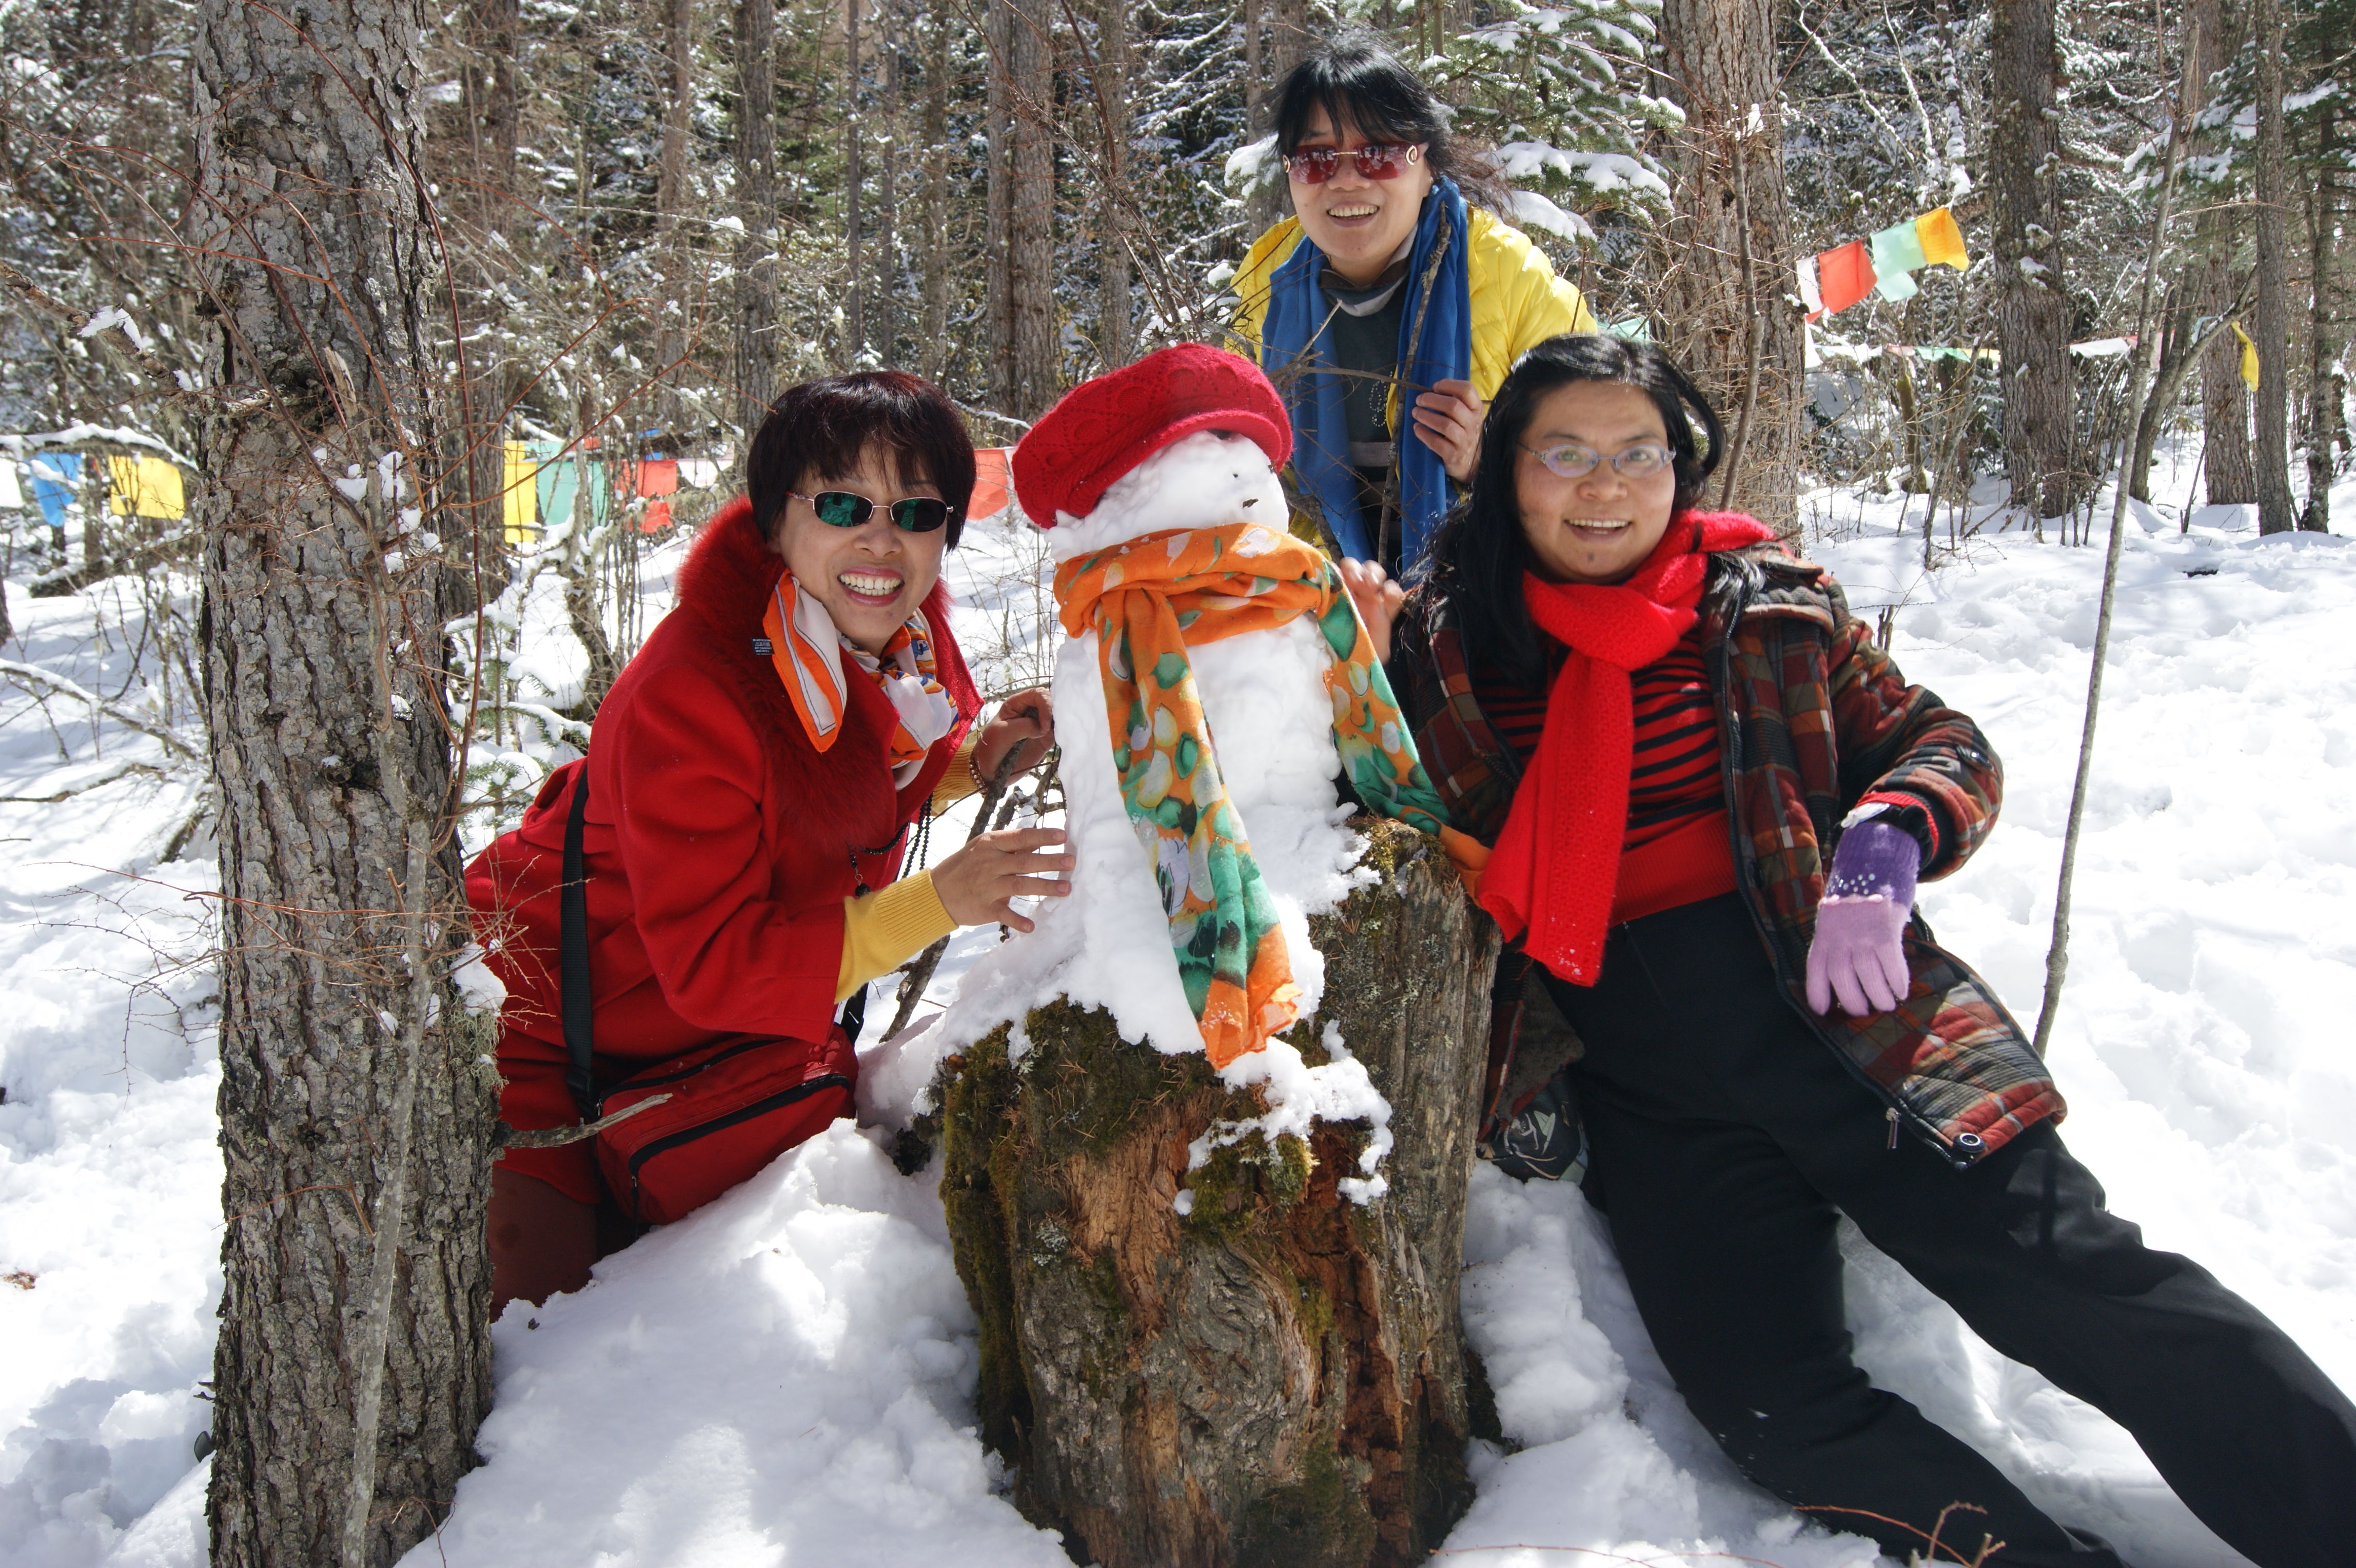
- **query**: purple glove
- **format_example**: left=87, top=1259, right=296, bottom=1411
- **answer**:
left=1804, top=817, right=1921, bottom=1017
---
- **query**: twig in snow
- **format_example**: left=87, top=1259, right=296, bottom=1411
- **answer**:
left=882, top=744, right=1038, bottom=1040
left=496, top=1093, right=674, bottom=1150
left=0, top=658, right=201, bottom=761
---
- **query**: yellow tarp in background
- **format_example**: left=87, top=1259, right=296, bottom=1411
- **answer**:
left=503, top=441, right=538, bottom=543
left=106, top=455, right=186, bottom=519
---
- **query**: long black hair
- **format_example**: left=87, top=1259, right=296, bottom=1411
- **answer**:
left=1270, top=31, right=1510, bottom=213
left=1423, top=333, right=1724, bottom=689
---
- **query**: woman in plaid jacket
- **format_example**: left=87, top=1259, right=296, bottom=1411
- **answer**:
left=1347, top=334, right=2356, bottom=1567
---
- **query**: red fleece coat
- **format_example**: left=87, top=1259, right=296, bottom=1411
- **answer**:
left=468, top=497, right=977, bottom=1193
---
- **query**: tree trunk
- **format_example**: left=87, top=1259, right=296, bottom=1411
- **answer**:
left=734, top=0, right=780, bottom=429
left=473, top=0, right=518, bottom=215
left=940, top=818, right=1495, bottom=1568
left=920, top=3, right=950, bottom=380
left=190, top=0, right=496, bottom=1560
left=1989, top=0, right=2082, bottom=521
left=1096, top=0, right=1131, bottom=369
left=985, top=0, right=1014, bottom=411
left=846, top=0, right=866, bottom=366
left=875, top=0, right=901, bottom=368
left=1658, top=0, right=1804, bottom=535
left=2129, top=286, right=2196, bottom=503
left=1006, top=0, right=1058, bottom=416
left=2251, top=0, right=2296, bottom=535
left=2188, top=0, right=2255, bottom=506
left=653, top=0, right=695, bottom=427
left=2300, top=102, right=2339, bottom=533
left=1241, top=0, right=1281, bottom=241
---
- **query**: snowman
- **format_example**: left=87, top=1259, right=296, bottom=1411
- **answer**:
left=940, top=344, right=1451, bottom=1070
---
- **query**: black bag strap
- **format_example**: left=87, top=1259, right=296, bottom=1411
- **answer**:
left=560, top=765, right=598, bottom=1121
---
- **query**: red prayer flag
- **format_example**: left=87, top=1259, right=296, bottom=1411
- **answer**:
left=969, top=447, right=1012, bottom=521
left=1815, top=240, right=1877, bottom=315
left=637, top=499, right=673, bottom=534
left=635, top=458, right=679, bottom=498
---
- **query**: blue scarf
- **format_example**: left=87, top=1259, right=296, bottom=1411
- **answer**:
left=1260, top=177, right=1473, bottom=567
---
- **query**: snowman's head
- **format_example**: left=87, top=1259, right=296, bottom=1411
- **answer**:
left=1012, top=344, right=1292, bottom=559
left=1046, top=430, right=1288, bottom=562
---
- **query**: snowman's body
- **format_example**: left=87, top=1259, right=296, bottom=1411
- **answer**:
left=1020, top=432, right=1369, bottom=1054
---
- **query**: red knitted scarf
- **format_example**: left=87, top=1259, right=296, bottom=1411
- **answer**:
left=1477, top=511, right=1777, bottom=983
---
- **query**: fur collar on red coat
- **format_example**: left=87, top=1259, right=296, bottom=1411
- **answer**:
left=663, top=496, right=979, bottom=855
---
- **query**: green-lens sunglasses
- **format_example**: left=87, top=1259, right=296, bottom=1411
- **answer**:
left=791, top=488, right=955, bottom=533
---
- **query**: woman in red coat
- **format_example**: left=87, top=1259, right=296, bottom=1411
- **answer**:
left=469, top=371, right=1066, bottom=1310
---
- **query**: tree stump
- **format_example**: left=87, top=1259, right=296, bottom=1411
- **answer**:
left=939, top=817, right=1501, bottom=1568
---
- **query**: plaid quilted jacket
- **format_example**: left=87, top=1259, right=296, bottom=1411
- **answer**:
left=1390, top=540, right=2063, bottom=1164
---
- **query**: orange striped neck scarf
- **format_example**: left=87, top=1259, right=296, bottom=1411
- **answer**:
left=761, top=570, right=956, bottom=786
left=1054, top=521, right=1451, bottom=1067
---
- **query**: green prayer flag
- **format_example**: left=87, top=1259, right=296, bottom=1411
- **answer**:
left=1871, top=221, right=1929, bottom=279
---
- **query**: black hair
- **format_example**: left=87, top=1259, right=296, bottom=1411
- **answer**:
left=1270, top=30, right=1509, bottom=213
left=745, top=370, right=976, bottom=550
left=1423, top=333, right=1724, bottom=689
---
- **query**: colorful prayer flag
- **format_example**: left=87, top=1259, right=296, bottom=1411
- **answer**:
left=0, top=459, right=22, bottom=512
left=502, top=441, right=537, bottom=543
left=2231, top=323, right=2260, bottom=391
left=1875, top=266, right=1920, bottom=303
left=106, top=455, right=186, bottom=520
left=28, top=453, right=83, bottom=530
left=1915, top=207, right=1969, bottom=270
left=1815, top=241, right=1877, bottom=315
left=638, top=499, right=674, bottom=533
left=1797, top=253, right=1824, bottom=316
left=1870, top=221, right=1929, bottom=280
left=969, top=447, right=1012, bottom=521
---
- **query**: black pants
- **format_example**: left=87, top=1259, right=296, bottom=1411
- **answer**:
left=1544, top=893, right=2356, bottom=1568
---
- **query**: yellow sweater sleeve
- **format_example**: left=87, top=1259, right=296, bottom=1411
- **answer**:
left=836, top=871, right=957, bottom=1002
left=930, top=730, right=984, bottom=814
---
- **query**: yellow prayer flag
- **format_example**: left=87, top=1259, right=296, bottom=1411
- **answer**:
left=502, top=441, right=538, bottom=543
left=1915, top=207, right=1970, bottom=270
left=106, top=455, right=187, bottom=519
left=2231, top=323, right=2260, bottom=391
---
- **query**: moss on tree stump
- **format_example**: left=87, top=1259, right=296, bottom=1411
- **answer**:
left=939, top=817, right=1501, bottom=1568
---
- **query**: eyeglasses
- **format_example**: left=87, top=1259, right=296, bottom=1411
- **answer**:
left=1282, top=143, right=1423, bottom=185
left=790, top=488, right=954, bottom=533
left=1518, top=442, right=1678, bottom=481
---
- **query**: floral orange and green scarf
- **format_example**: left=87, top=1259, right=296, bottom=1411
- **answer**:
left=1054, top=522, right=1451, bottom=1067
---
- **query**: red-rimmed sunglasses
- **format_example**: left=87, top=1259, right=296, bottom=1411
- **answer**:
left=1281, top=143, right=1423, bottom=185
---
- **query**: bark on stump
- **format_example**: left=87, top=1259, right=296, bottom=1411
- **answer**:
left=939, top=817, right=1500, bottom=1568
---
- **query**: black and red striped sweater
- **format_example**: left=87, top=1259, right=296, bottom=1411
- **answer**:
left=1471, top=623, right=1738, bottom=925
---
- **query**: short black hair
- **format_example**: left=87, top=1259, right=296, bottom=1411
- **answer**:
left=1270, top=30, right=1505, bottom=210
left=1424, top=334, right=1724, bottom=688
left=745, top=370, right=976, bottom=549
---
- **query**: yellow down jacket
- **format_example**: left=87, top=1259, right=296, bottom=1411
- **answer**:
left=1224, top=206, right=1601, bottom=429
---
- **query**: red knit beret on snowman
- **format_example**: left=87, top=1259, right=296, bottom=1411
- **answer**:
left=1012, top=343, right=1292, bottom=527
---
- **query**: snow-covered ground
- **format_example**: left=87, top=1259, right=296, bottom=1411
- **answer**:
left=4, top=446, right=2353, bottom=1567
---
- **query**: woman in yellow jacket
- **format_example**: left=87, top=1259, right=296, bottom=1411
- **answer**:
left=1229, top=30, right=1597, bottom=573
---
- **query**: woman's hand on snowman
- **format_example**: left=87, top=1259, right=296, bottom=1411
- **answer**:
left=1804, top=816, right=1921, bottom=1017
left=1338, top=558, right=1405, bottom=662
left=973, top=688, right=1054, bottom=786
left=932, top=827, right=1073, bottom=934
left=1410, top=378, right=1486, bottom=484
